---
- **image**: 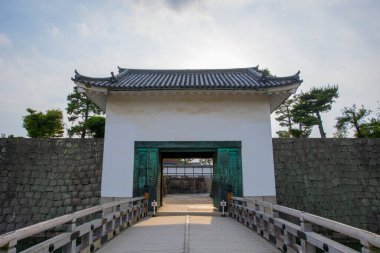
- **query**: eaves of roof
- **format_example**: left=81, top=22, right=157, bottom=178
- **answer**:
left=71, top=66, right=302, bottom=91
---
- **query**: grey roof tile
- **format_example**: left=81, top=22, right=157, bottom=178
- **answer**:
left=72, top=67, right=302, bottom=91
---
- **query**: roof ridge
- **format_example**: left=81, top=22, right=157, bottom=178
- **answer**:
left=117, top=67, right=257, bottom=74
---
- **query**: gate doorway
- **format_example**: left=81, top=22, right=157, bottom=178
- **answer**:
left=133, top=141, right=243, bottom=208
left=162, top=154, right=213, bottom=196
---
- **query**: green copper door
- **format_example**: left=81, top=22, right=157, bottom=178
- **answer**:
left=133, top=141, right=242, bottom=208
left=212, top=148, right=243, bottom=206
left=133, top=147, right=159, bottom=206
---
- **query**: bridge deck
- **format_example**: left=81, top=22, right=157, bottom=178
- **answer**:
left=97, top=194, right=280, bottom=253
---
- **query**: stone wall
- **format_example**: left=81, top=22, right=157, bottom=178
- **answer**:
left=163, top=176, right=212, bottom=195
left=273, top=138, right=380, bottom=234
left=0, top=139, right=103, bottom=234
left=1, top=138, right=379, bottom=235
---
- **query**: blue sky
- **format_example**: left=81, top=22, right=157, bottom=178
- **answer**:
left=0, top=0, right=379, bottom=137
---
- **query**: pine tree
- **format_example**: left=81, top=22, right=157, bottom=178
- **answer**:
left=66, top=86, right=103, bottom=138
left=292, top=85, right=338, bottom=138
left=335, top=104, right=380, bottom=138
left=275, top=95, right=312, bottom=138
left=23, top=108, right=64, bottom=138
left=85, top=116, right=106, bottom=138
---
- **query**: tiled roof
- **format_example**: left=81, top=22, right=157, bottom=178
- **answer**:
left=72, top=67, right=302, bottom=91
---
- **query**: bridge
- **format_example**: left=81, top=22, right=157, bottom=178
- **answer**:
left=0, top=195, right=379, bottom=253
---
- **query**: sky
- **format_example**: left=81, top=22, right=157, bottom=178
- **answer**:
left=0, top=0, right=379, bottom=137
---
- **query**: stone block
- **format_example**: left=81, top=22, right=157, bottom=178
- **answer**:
left=46, top=192, right=53, bottom=200
left=72, top=198, right=81, bottom=206
left=6, top=223, right=15, bottom=231
left=83, top=184, right=92, bottom=192
left=57, top=207, right=65, bottom=215
left=0, top=183, right=7, bottom=191
left=15, top=215, right=25, bottom=223
left=68, top=185, right=75, bottom=191
left=82, top=198, right=90, bottom=205
left=60, top=185, right=67, bottom=192
left=63, top=198, right=72, bottom=206
left=37, top=198, right=47, bottom=207
left=62, top=193, right=71, bottom=200
left=0, top=222, right=7, bottom=233
left=5, top=214, right=15, bottom=223
left=65, top=206, right=73, bottom=213
left=20, top=207, right=30, bottom=215
left=369, top=178, right=378, bottom=186
left=15, top=222, right=25, bottom=230
left=54, top=200, right=63, bottom=207
left=75, top=185, right=83, bottom=191
left=40, top=206, right=50, bottom=214
left=53, top=192, right=62, bottom=201
left=30, top=206, right=40, bottom=214
left=2, top=207, right=12, bottom=215
left=85, top=191, right=93, bottom=198
left=53, top=185, right=60, bottom=192
left=28, top=199, right=37, bottom=206
left=33, top=192, right=41, bottom=199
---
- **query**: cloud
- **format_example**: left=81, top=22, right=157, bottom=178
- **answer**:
left=47, top=25, right=62, bottom=38
left=76, top=22, right=91, bottom=36
left=0, top=0, right=379, bottom=137
left=0, top=33, right=11, bottom=46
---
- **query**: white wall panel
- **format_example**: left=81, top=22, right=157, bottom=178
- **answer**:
left=102, top=93, right=275, bottom=197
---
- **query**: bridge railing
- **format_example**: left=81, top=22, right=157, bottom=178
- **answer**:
left=0, top=197, right=147, bottom=253
left=229, top=197, right=380, bottom=253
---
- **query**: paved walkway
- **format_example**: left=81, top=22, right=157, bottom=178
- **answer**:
left=157, top=194, right=219, bottom=216
left=98, top=194, right=280, bottom=253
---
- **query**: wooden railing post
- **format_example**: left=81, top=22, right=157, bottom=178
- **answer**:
left=101, top=206, right=107, bottom=245
left=86, top=222, right=94, bottom=252
left=230, top=199, right=235, bottom=218
left=144, top=198, right=148, bottom=216
left=300, top=216, right=316, bottom=253
left=254, top=203, right=262, bottom=234
left=137, top=199, right=141, bottom=220
left=62, top=218, right=76, bottom=253
left=272, top=210, right=281, bottom=245
left=129, top=201, right=134, bottom=224
left=116, top=204, right=122, bottom=231
left=228, top=199, right=232, bottom=217
left=0, top=239, right=17, bottom=253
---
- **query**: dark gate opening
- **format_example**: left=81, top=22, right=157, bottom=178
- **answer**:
left=161, top=152, right=214, bottom=199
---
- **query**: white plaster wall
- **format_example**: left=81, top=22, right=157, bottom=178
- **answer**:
left=101, top=93, right=275, bottom=198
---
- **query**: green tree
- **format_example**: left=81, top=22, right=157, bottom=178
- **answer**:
left=292, top=85, right=339, bottom=138
left=179, top=158, right=194, bottom=164
left=259, top=68, right=271, bottom=77
left=23, top=108, right=64, bottom=138
left=335, top=104, right=380, bottom=138
left=199, top=158, right=213, bottom=165
left=85, top=116, right=106, bottom=138
left=275, top=96, right=312, bottom=138
left=361, top=118, right=380, bottom=138
left=66, top=86, right=103, bottom=138
left=275, top=97, right=294, bottom=136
